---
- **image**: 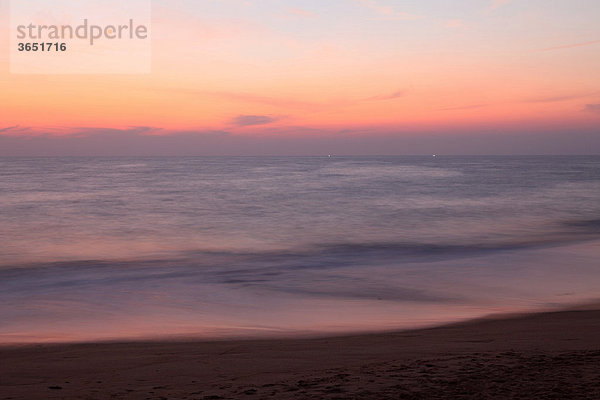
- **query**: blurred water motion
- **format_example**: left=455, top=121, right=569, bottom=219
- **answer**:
left=1, top=156, right=599, bottom=342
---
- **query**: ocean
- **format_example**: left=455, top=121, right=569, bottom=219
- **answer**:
left=1, top=156, right=599, bottom=343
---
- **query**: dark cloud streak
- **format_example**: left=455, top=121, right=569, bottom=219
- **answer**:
left=525, top=92, right=598, bottom=103
left=0, top=125, right=30, bottom=134
left=541, top=40, right=600, bottom=51
left=370, top=89, right=406, bottom=101
left=231, top=115, right=279, bottom=127
left=584, top=104, right=600, bottom=114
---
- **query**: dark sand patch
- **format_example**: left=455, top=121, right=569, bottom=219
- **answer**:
left=1, top=308, right=599, bottom=399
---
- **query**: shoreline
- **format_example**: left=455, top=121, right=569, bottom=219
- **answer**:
left=2, top=305, right=600, bottom=399
left=2, top=300, right=599, bottom=347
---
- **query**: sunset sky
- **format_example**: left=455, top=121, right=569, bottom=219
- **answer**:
left=0, top=0, right=599, bottom=155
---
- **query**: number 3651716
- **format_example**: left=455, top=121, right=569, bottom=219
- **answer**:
left=17, top=42, right=67, bottom=52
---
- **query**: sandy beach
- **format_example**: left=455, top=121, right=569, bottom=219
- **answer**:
left=1, top=306, right=599, bottom=399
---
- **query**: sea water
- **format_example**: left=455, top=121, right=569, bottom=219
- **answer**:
left=1, top=156, right=599, bottom=342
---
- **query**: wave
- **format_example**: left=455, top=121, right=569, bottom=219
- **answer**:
left=3, top=219, right=598, bottom=276
left=563, top=218, right=600, bottom=231
left=1, top=223, right=599, bottom=323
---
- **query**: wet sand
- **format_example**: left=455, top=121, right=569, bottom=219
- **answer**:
left=1, top=307, right=600, bottom=399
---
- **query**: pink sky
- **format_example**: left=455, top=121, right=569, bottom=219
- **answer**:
left=0, top=0, right=599, bottom=155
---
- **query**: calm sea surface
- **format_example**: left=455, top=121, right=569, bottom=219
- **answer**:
left=1, top=156, right=599, bottom=342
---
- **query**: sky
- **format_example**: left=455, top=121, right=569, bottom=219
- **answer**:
left=0, top=0, right=599, bottom=155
